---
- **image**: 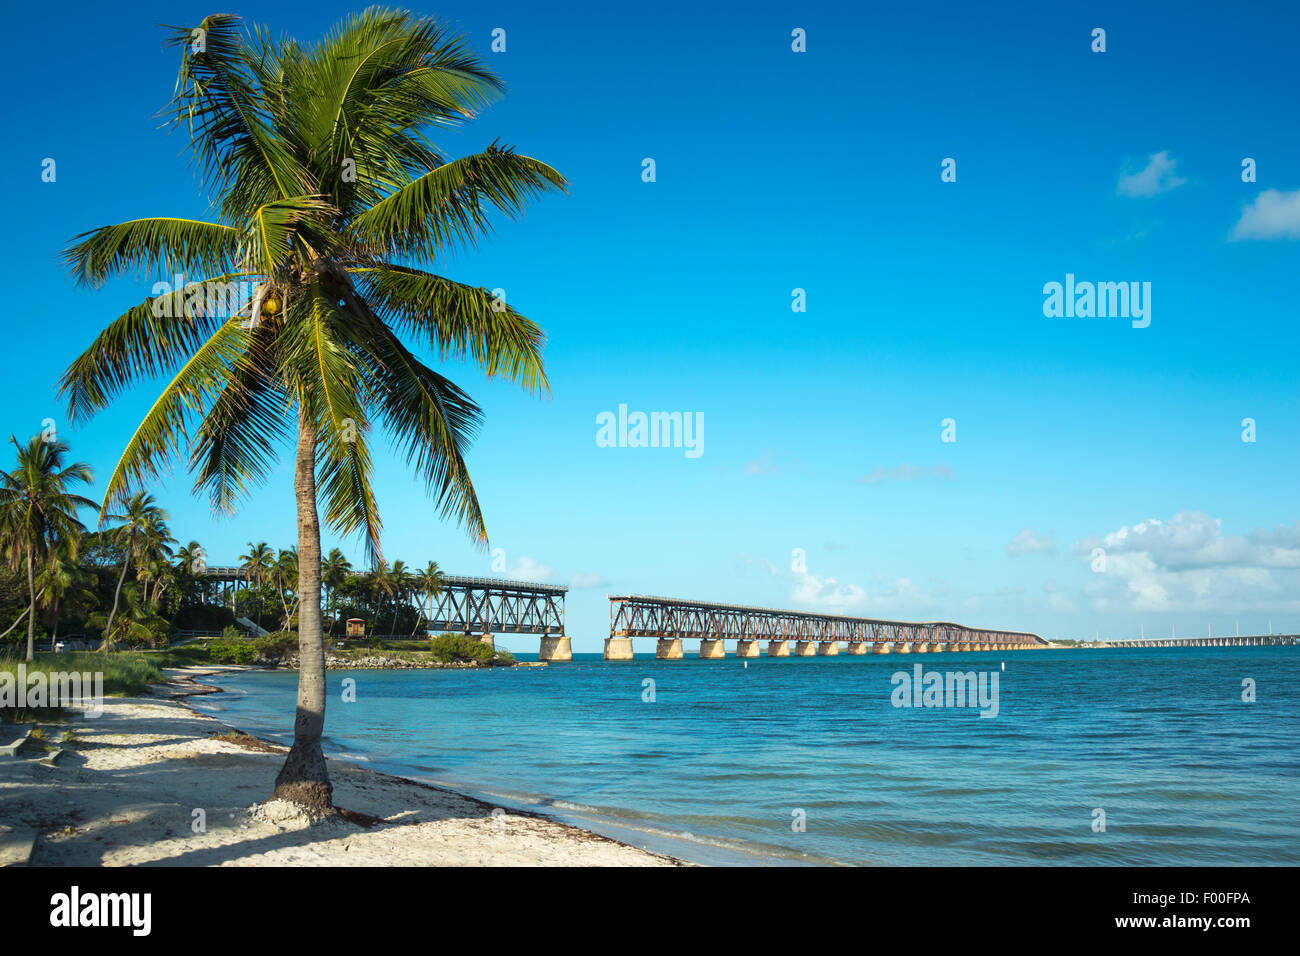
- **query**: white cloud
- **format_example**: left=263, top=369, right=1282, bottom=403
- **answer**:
left=569, top=572, right=608, bottom=589
left=508, top=556, right=558, bottom=583
left=735, top=552, right=783, bottom=577
left=1007, top=526, right=1056, bottom=556
left=1074, top=511, right=1300, bottom=612
left=791, top=568, right=867, bottom=608
left=857, top=463, right=953, bottom=485
left=1117, top=150, right=1187, bottom=197
left=1230, top=187, right=1300, bottom=240
left=736, top=551, right=935, bottom=614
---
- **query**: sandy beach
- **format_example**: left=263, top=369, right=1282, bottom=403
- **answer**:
left=0, top=668, right=679, bottom=866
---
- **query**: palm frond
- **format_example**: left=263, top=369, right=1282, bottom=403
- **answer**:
left=58, top=277, right=247, bottom=423
left=349, top=145, right=567, bottom=260
left=315, top=404, right=383, bottom=566
left=244, top=195, right=338, bottom=272
left=165, top=13, right=314, bottom=217
left=189, top=320, right=289, bottom=514
left=98, top=319, right=252, bottom=515
left=350, top=263, right=549, bottom=395
left=63, top=218, right=243, bottom=288
left=339, top=310, right=487, bottom=544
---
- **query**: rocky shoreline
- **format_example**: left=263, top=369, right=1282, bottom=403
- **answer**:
left=262, top=654, right=546, bottom=670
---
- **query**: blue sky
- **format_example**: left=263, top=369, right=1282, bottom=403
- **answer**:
left=3, top=1, right=1299, bottom=649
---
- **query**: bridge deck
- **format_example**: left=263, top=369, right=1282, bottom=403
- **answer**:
left=609, top=594, right=1046, bottom=644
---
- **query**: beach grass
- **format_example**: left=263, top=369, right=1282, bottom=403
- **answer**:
left=1, top=651, right=166, bottom=722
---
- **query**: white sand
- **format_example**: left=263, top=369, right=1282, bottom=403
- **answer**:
left=0, top=669, right=678, bottom=866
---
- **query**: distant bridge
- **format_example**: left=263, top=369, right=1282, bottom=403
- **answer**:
left=425, top=576, right=566, bottom=641
left=1108, top=635, right=1299, bottom=648
left=606, top=594, right=1047, bottom=659
left=196, top=567, right=571, bottom=657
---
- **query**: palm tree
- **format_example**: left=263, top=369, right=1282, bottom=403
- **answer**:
left=322, top=548, right=351, bottom=635
left=105, top=582, right=169, bottom=648
left=135, top=519, right=177, bottom=607
left=58, top=11, right=562, bottom=812
left=175, top=540, right=207, bottom=606
left=386, top=560, right=411, bottom=634
left=0, top=437, right=95, bottom=660
left=411, top=560, right=445, bottom=636
left=102, top=492, right=170, bottom=649
left=240, top=541, right=274, bottom=626
left=272, top=547, right=299, bottom=630
left=39, top=540, right=98, bottom=650
left=369, top=562, right=393, bottom=633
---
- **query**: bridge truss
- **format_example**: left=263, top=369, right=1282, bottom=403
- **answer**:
left=428, top=576, right=567, bottom=635
left=609, top=594, right=1046, bottom=645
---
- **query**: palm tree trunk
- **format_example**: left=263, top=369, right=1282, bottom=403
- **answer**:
left=0, top=607, right=30, bottom=640
left=49, top=603, right=61, bottom=653
left=273, top=409, right=333, bottom=813
left=25, top=543, right=36, bottom=662
left=105, top=547, right=130, bottom=651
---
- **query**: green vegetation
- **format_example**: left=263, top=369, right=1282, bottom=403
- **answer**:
left=208, top=639, right=257, bottom=665
left=428, top=633, right=496, bottom=664
left=151, top=643, right=218, bottom=667
left=1, top=651, right=165, bottom=722
left=0, top=437, right=95, bottom=660
left=252, top=631, right=299, bottom=659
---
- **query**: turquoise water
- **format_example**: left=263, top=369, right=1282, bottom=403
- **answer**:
left=190, top=647, right=1300, bottom=866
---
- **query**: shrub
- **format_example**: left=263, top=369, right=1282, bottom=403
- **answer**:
left=493, top=650, right=515, bottom=666
left=428, top=633, right=495, bottom=664
left=252, top=631, right=298, bottom=660
left=208, top=640, right=256, bottom=665
left=221, top=625, right=243, bottom=641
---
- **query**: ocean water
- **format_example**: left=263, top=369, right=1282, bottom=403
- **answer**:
left=189, top=646, right=1300, bottom=866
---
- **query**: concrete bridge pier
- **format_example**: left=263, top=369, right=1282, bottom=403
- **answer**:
left=911, top=642, right=929, bottom=653
left=894, top=642, right=912, bottom=653
left=478, top=632, right=495, bottom=651
left=604, top=637, right=634, bottom=660
left=817, top=641, right=840, bottom=655
left=539, top=634, right=572, bottom=661
left=656, top=638, right=684, bottom=659
left=767, top=640, right=790, bottom=656
left=736, top=639, right=761, bottom=657
left=795, top=641, right=818, bottom=656
left=699, top=638, right=726, bottom=659
left=928, top=642, right=944, bottom=653
left=846, top=642, right=868, bottom=655
left=872, top=642, right=891, bottom=654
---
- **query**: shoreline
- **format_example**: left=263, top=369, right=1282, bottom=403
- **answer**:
left=0, top=666, right=685, bottom=867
